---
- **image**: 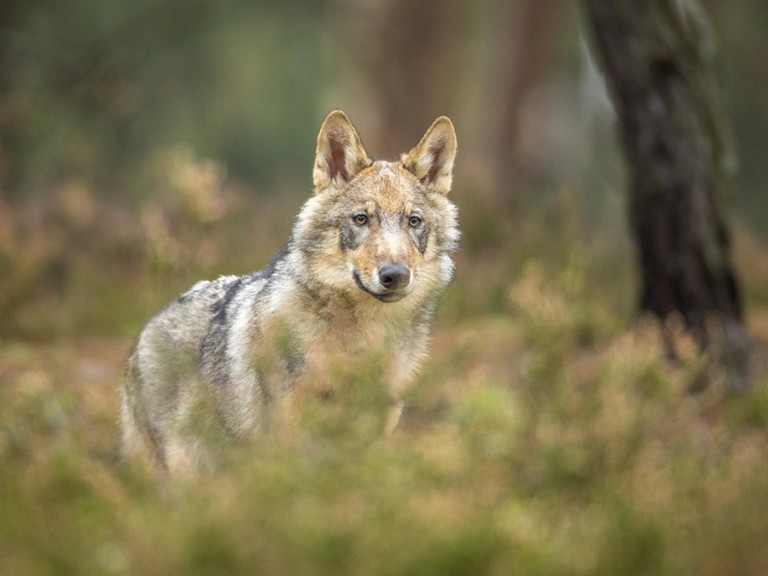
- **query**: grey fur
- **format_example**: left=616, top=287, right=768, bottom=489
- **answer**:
left=121, top=110, right=459, bottom=472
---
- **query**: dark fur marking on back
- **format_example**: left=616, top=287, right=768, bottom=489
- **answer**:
left=177, top=291, right=193, bottom=305
left=201, top=247, right=287, bottom=393
left=262, top=244, right=289, bottom=278
left=211, top=277, right=246, bottom=324
left=209, top=268, right=272, bottom=324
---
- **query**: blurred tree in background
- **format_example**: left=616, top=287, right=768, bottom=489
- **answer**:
left=344, top=0, right=463, bottom=158
left=583, top=0, right=752, bottom=391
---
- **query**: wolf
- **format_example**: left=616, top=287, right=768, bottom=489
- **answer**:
left=121, top=110, right=459, bottom=472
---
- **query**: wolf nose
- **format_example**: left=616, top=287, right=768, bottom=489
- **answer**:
left=378, top=265, right=411, bottom=290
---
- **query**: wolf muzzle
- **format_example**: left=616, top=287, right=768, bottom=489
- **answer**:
left=354, top=265, right=412, bottom=303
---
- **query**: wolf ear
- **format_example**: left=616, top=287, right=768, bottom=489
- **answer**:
left=313, top=110, right=371, bottom=192
left=401, top=116, right=457, bottom=195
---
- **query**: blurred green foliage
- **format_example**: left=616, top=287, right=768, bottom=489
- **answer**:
left=2, top=293, right=768, bottom=575
left=1, top=0, right=335, bottom=198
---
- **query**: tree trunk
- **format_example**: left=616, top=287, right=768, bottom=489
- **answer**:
left=582, top=0, right=752, bottom=392
left=349, top=0, right=461, bottom=158
left=493, top=0, right=557, bottom=187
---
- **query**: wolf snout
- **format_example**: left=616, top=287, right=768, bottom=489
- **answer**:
left=378, top=265, right=411, bottom=291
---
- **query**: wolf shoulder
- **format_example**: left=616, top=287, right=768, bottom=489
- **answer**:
left=138, top=268, right=272, bottom=346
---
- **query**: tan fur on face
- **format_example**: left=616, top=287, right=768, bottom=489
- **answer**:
left=295, top=158, right=457, bottom=306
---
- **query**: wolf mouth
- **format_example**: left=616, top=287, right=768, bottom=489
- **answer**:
left=353, top=273, right=407, bottom=303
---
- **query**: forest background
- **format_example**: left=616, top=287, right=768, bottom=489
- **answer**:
left=2, top=1, right=768, bottom=574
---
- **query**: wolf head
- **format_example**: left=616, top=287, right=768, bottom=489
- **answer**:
left=291, top=110, right=459, bottom=306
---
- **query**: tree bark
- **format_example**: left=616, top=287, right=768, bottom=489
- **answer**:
left=582, top=0, right=751, bottom=392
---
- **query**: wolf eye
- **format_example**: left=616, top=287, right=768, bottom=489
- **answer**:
left=408, top=215, right=423, bottom=228
left=353, top=213, right=369, bottom=226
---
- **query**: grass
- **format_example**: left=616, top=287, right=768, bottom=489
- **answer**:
left=2, top=319, right=768, bottom=575
left=1, top=188, right=768, bottom=575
